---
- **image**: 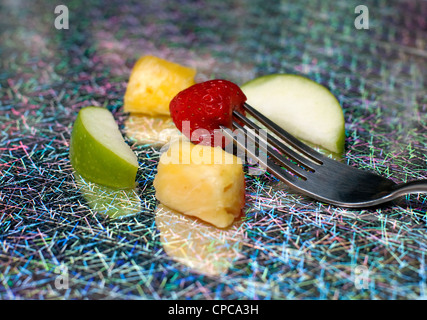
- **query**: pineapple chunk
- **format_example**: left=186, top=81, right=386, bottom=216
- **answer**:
left=124, top=55, right=196, bottom=116
left=153, top=140, right=246, bottom=228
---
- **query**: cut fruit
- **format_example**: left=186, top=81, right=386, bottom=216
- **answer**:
left=124, top=55, right=196, bottom=116
left=69, top=106, right=138, bottom=189
left=169, top=79, right=246, bottom=147
left=153, top=139, right=245, bottom=228
left=241, top=74, right=345, bottom=154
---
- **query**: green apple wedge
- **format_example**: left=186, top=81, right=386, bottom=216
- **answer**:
left=241, top=74, right=345, bottom=155
left=69, top=106, right=138, bottom=189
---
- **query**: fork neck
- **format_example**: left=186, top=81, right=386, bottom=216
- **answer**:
left=392, top=180, right=427, bottom=197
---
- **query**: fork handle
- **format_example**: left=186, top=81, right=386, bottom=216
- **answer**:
left=392, top=180, right=427, bottom=197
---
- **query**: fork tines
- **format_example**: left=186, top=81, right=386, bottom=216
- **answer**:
left=221, top=102, right=325, bottom=183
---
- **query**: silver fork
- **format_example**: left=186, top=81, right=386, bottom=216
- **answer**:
left=221, top=103, right=427, bottom=208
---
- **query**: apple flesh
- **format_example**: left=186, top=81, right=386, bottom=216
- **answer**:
left=241, top=74, right=345, bottom=154
left=69, top=106, right=138, bottom=189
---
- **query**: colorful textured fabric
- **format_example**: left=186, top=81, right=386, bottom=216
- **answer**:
left=0, top=0, right=426, bottom=300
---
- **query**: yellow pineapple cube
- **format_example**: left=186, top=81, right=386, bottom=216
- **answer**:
left=153, top=140, right=246, bottom=228
left=124, top=55, right=196, bottom=116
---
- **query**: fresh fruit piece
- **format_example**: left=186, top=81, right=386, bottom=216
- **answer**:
left=155, top=204, right=243, bottom=276
left=74, top=172, right=141, bottom=219
left=169, top=79, right=246, bottom=147
left=241, top=74, right=345, bottom=154
left=69, top=106, right=138, bottom=189
left=123, top=113, right=182, bottom=147
left=124, top=55, right=196, bottom=116
left=153, top=139, right=246, bottom=228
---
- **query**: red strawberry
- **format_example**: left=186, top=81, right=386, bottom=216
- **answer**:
left=169, top=79, right=246, bottom=147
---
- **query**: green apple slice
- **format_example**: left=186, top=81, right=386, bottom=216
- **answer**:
left=241, top=74, right=345, bottom=154
left=69, top=106, right=138, bottom=189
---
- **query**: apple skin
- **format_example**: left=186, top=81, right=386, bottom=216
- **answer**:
left=69, top=107, right=138, bottom=189
left=241, top=74, right=345, bottom=155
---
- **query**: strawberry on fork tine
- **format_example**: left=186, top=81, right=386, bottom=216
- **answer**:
left=169, top=79, right=247, bottom=148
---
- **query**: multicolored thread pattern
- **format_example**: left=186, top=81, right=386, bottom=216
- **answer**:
left=0, top=0, right=426, bottom=299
